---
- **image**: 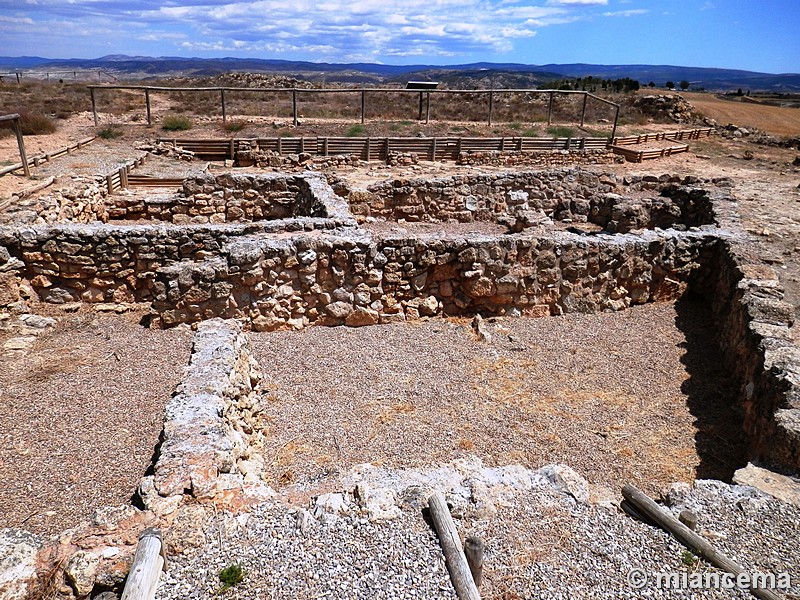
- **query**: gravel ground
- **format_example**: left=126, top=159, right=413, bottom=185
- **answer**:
left=248, top=299, right=745, bottom=501
left=0, top=307, right=192, bottom=536
left=155, top=475, right=800, bottom=600
left=157, top=507, right=455, bottom=600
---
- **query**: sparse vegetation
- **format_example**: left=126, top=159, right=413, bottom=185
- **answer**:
left=11, top=110, right=58, bottom=135
left=219, top=564, right=245, bottom=590
left=681, top=550, right=699, bottom=568
left=98, top=125, right=123, bottom=139
left=161, top=115, right=193, bottom=131
left=221, top=119, right=248, bottom=133
left=547, top=125, right=576, bottom=138
left=345, top=124, right=367, bottom=137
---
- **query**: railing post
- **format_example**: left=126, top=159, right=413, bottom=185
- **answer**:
left=220, top=89, right=226, bottom=123
left=91, top=87, right=98, bottom=126
left=548, top=91, right=554, bottom=125
left=426, top=91, right=431, bottom=124
left=580, top=93, right=588, bottom=128
left=361, top=89, right=365, bottom=124
left=11, top=117, right=30, bottom=177
left=488, top=90, right=494, bottom=126
left=145, top=89, right=152, bottom=125
left=292, top=89, right=298, bottom=126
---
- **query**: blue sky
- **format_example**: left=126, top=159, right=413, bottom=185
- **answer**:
left=1, top=0, right=798, bottom=73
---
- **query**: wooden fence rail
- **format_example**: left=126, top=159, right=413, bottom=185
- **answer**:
left=612, top=127, right=715, bottom=146
left=156, top=135, right=612, bottom=163
left=89, top=85, right=621, bottom=136
left=0, top=135, right=96, bottom=178
left=103, top=154, right=148, bottom=195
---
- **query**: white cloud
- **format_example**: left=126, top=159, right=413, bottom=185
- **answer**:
left=546, top=0, right=607, bottom=5
left=602, top=9, right=648, bottom=17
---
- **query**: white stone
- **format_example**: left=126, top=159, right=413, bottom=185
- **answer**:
left=0, top=528, right=42, bottom=600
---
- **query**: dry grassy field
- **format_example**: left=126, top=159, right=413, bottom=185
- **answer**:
left=680, top=91, right=800, bottom=136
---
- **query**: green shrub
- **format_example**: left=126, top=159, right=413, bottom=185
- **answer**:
left=547, top=125, right=576, bottom=138
left=221, top=119, right=247, bottom=133
left=98, top=125, right=123, bottom=139
left=161, top=115, right=192, bottom=131
left=219, top=564, right=245, bottom=590
left=18, top=111, right=57, bottom=135
left=345, top=124, right=366, bottom=137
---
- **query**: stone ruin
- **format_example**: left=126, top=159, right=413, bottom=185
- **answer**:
left=1, top=158, right=800, bottom=597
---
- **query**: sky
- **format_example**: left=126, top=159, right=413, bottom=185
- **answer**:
left=1, top=0, right=798, bottom=73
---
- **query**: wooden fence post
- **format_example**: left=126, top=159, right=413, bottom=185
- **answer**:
left=120, top=528, right=166, bottom=600
left=292, top=89, right=298, bottom=126
left=91, top=88, right=98, bottom=126
left=426, top=92, right=431, bottom=124
left=547, top=92, right=554, bottom=125
left=10, top=117, right=30, bottom=177
left=488, top=90, right=494, bottom=126
left=220, top=89, right=226, bottom=123
left=428, top=493, right=481, bottom=600
left=145, top=89, right=152, bottom=125
left=361, top=90, right=366, bottom=124
left=580, top=93, right=588, bottom=128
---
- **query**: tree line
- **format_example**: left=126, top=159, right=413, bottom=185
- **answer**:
left=540, top=77, right=692, bottom=93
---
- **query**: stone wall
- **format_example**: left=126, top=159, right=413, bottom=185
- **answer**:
left=455, top=149, right=620, bottom=167
left=150, top=228, right=719, bottom=329
left=106, top=172, right=348, bottom=224
left=697, top=242, right=800, bottom=473
left=0, top=176, right=109, bottom=226
left=149, top=318, right=270, bottom=500
left=357, top=170, right=717, bottom=233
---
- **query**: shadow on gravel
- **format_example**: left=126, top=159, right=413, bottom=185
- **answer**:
left=674, top=295, right=748, bottom=481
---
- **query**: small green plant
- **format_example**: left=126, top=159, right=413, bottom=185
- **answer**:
left=345, top=124, right=367, bottom=137
left=681, top=550, right=699, bottom=568
left=547, top=125, right=576, bottom=138
left=522, top=128, right=539, bottom=137
left=221, top=119, right=247, bottom=133
left=509, top=122, right=523, bottom=130
left=161, top=115, right=193, bottom=131
left=98, top=125, right=123, bottom=139
left=218, top=564, right=245, bottom=591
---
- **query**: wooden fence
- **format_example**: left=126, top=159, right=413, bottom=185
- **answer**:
left=612, top=127, right=715, bottom=146
left=88, top=85, right=621, bottom=136
left=0, top=135, right=96, bottom=177
left=103, top=154, right=148, bottom=194
left=156, top=136, right=612, bottom=163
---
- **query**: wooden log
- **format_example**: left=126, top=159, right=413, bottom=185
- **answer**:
left=11, top=118, right=30, bottom=177
left=120, top=528, right=166, bottom=600
left=428, top=492, right=481, bottom=600
left=464, top=537, right=484, bottom=589
left=622, top=484, right=784, bottom=600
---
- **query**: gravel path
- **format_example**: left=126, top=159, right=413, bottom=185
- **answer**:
left=0, top=307, right=191, bottom=536
left=248, top=299, right=745, bottom=500
left=155, top=473, right=800, bottom=600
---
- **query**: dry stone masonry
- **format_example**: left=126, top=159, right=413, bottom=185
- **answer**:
left=0, top=167, right=798, bottom=474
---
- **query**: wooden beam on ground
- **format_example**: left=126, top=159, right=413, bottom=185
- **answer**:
left=120, top=528, right=166, bottom=600
left=428, top=492, right=481, bottom=600
left=622, top=484, right=784, bottom=600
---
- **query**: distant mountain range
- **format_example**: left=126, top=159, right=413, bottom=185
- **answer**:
left=1, top=55, right=798, bottom=91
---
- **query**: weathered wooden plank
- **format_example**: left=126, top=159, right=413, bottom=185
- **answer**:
left=120, top=528, right=165, bottom=600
